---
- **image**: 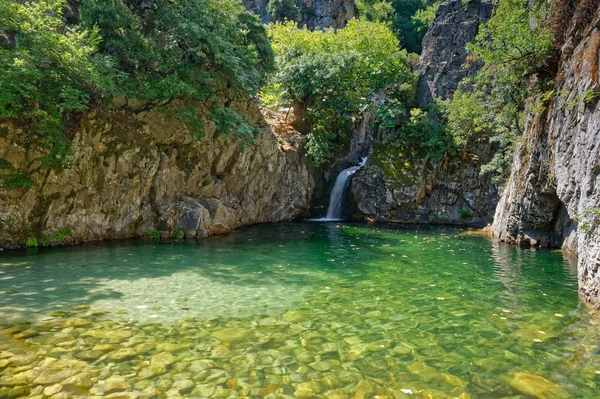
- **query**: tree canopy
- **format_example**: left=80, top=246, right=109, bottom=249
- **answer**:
left=262, top=19, right=413, bottom=165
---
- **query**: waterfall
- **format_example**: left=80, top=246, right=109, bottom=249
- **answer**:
left=316, top=157, right=367, bottom=221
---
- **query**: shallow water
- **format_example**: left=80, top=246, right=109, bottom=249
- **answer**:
left=0, top=222, right=599, bottom=398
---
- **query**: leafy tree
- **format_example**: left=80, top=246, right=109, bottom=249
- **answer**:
left=355, top=0, right=394, bottom=23
left=263, top=19, right=412, bottom=165
left=0, top=0, right=110, bottom=168
left=412, top=1, right=440, bottom=35
left=0, top=0, right=275, bottom=188
left=80, top=0, right=274, bottom=145
left=355, top=0, right=438, bottom=53
left=390, top=0, right=438, bottom=54
left=268, top=0, right=300, bottom=21
left=441, top=0, right=553, bottom=183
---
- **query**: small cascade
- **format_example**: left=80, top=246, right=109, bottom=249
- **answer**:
left=315, top=157, right=367, bottom=221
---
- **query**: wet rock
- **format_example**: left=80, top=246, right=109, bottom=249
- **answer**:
left=34, top=369, right=76, bottom=385
left=509, top=373, right=563, bottom=399
left=105, top=393, right=139, bottom=399
left=0, top=369, right=38, bottom=385
left=309, top=360, right=334, bottom=372
left=92, top=344, right=116, bottom=353
left=62, top=372, right=93, bottom=390
left=282, top=311, right=310, bottom=323
left=212, top=327, right=252, bottom=342
left=75, top=350, right=101, bottom=361
left=61, top=318, right=92, bottom=327
left=0, top=386, right=31, bottom=398
left=171, top=379, right=194, bottom=394
left=393, top=345, right=412, bottom=355
left=7, top=354, right=38, bottom=366
left=191, top=384, right=215, bottom=397
left=108, top=348, right=136, bottom=361
left=150, top=351, right=176, bottom=373
left=99, top=376, right=130, bottom=394
left=43, top=384, right=63, bottom=396
left=351, top=380, right=374, bottom=399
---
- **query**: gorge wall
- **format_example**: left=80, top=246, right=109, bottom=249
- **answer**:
left=0, top=104, right=314, bottom=249
left=492, top=4, right=600, bottom=306
left=243, top=0, right=357, bottom=29
left=351, top=0, right=497, bottom=226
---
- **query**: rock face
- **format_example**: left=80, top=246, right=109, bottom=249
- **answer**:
left=492, top=5, right=600, bottom=305
left=351, top=0, right=497, bottom=226
left=0, top=104, right=314, bottom=249
left=352, top=145, right=498, bottom=225
left=414, top=0, right=494, bottom=106
left=243, top=0, right=357, bottom=29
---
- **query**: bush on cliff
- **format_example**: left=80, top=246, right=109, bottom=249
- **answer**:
left=262, top=19, right=413, bottom=165
left=441, top=0, right=553, bottom=183
left=0, top=0, right=274, bottom=181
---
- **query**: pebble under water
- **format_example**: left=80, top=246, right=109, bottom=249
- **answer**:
left=0, top=222, right=599, bottom=399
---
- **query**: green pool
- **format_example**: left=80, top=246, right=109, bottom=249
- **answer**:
left=0, top=222, right=599, bottom=398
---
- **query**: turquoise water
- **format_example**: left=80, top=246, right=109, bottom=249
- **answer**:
left=0, top=222, right=599, bottom=398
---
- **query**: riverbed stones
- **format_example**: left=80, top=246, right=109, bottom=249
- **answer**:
left=108, top=348, right=136, bottom=361
left=43, top=384, right=63, bottom=396
left=171, top=379, right=194, bottom=394
left=99, top=376, right=130, bottom=394
left=0, top=369, right=38, bottom=385
left=212, top=327, right=252, bottom=342
left=62, top=372, right=93, bottom=390
left=191, top=383, right=215, bottom=397
left=34, top=369, right=76, bottom=385
left=150, top=351, right=176, bottom=373
left=509, top=373, right=563, bottom=399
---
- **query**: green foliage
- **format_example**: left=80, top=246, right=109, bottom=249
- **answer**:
left=1, top=172, right=36, bottom=189
left=80, top=0, right=273, bottom=143
left=355, top=0, right=438, bottom=53
left=460, top=208, right=472, bottom=219
left=441, top=0, right=553, bottom=184
left=172, top=230, right=180, bottom=239
left=1, top=0, right=273, bottom=172
left=0, top=0, right=109, bottom=167
left=356, top=0, right=395, bottom=23
left=412, top=2, right=439, bottom=34
left=55, top=227, right=72, bottom=242
left=0, top=159, right=13, bottom=170
left=202, top=178, right=212, bottom=187
left=268, top=0, right=300, bottom=21
left=26, top=237, right=38, bottom=248
left=389, top=0, right=438, bottom=53
left=263, top=19, right=412, bottom=165
left=42, top=226, right=72, bottom=245
left=374, top=84, right=455, bottom=160
left=143, top=229, right=161, bottom=239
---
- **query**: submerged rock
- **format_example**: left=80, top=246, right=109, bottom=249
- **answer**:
left=509, top=373, right=564, bottom=399
left=212, top=327, right=252, bottom=342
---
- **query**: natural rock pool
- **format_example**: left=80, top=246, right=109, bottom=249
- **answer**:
left=0, top=222, right=599, bottom=398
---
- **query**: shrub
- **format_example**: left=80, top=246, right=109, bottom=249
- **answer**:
left=26, top=237, right=38, bottom=248
left=143, top=229, right=161, bottom=239
left=460, top=208, right=472, bottom=219
left=268, top=0, right=300, bottom=21
left=263, top=19, right=412, bottom=165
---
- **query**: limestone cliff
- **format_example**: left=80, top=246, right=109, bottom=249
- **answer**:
left=0, top=104, right=314, bottom=249
left=351, top=0, right=497, bottom=226
left=243, top=0, right=357, bottom=29
left=492, top=4, right=600, bottom=305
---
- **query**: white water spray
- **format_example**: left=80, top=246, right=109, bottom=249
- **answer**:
left=315, top=157, right=367, bottom=222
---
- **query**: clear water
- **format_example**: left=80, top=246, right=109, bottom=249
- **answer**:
left=0, top=222, right=599, bottom=398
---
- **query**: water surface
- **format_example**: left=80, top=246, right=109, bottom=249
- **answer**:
left=0, top=223, right=599, bottom=398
